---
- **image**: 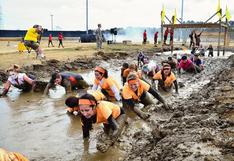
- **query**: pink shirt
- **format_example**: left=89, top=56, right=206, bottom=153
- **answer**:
left=178, top=59, right=193, bottom=70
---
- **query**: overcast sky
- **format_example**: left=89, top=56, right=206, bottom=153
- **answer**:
left=0, top=0, right=233, bottom=30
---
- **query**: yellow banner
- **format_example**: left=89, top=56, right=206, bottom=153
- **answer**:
left=161, top=5, right=165, bottom=23
left=226, top=5, right=231, bottom=21
left=217, top=0, right=222, bottom=19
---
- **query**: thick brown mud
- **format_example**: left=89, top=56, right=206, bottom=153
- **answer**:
left=0, top=49, right=234, bottom=161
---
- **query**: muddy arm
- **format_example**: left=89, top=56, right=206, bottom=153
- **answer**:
left=0, top=81, right=11, bottom=96
left=63, top=79, right=72, bottom=93
left=81, top=116, right=93, bottom=138
left=123, top=99, right=149, bottom=120
left=148, top=87, right=166, bottom=104
left=44, top=83, right=52, bottom=95
left=174, top=80, right=179, bottom=93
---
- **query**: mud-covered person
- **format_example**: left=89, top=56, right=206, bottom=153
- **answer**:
left=65, top=90, right=107, bottom=115
left=44, top=72, right=89, bottom=94
left=137, top=51, right=146, bottom=68
left=177, top=55, right=201, bottom=74
left=122, top=73, right=169, bottom=120
left=121, top=63, right=129, bottom=86
left=122, top=63, right=142, bottom=85
left=153, top=64, right=178, bottom=94
left=24, top=24, right=45, bottom=59
left=0, top=64, right=36, bottom=97
left=92, top=66, right=121, bottom=102
left=191, top=53, right=204, bottom=71
left=78, top=94, right=126, bottom=140
left=207, top=44, right=214, bottom=57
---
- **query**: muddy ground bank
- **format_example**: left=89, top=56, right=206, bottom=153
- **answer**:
left=120, top=55, right=234, bottom=161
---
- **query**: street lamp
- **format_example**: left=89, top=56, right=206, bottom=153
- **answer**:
left=50, top=14, right=53, bottom=31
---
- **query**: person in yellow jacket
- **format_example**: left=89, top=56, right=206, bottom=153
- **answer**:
left=122, top=73, right=169, bottom=120
left=65, top=90, right=106, bottom=115
left=78, top=93, right=126, bottom=139
left=153, top=64, right=178, bottom=93
left=24, top=25, right=45, bottom=59
left=92, top=66, right=121, bottom=102
left=17, top=38, right=26, bottom=53
left=0, top=148, right=29, bottom=161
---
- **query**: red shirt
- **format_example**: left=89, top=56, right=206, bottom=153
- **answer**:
left=58, top=34, right=63, bottom=40
left=154, top=32, right=158, bottom=38
left=49, top=34, right=52, bottom=41
left=143, top=32, right=147, bottom=39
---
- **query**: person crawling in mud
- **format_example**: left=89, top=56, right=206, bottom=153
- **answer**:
left=92, top=66, right=121, bottom=102
left=121, top=62, right=129, bottom=86
left=167, top=56, right=177, bottom=70
left=44, top=72, right=89, bottom=94
left=0, top=64, right=36, bottom=97
left=137, top=51, right=146, bottom=68
left=78, top=94, right=126, bottom=140
left=191, top=53, right=204, bottom=71
left=65, top=90, right=106, bottom=115
left=142, top=58, right=160, bottom=85
left=0, top=148, right=29, bottom=161
left=122, top=63, right=142, bottom=85
left=177, top=55, right=201, bottom=74
left=153, top=64, right=178, bottom=94
left=122, top=73, right=169, bottom=120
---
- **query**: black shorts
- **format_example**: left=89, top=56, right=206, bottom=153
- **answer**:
left=24, top=41, right=39, bottom=50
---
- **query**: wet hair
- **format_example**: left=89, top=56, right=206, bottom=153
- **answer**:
left=161, top=60, right=170, bottom=66
left=127, top=73, right=138, bottom=82
left=122, top=63, right=129, bottom=69
left=95, top=67, right=108, bottom=78
left=181, top=55, right=187, bottom=60
left=65, top=96, right=78, bottom=108
left=79, top=93, right=97, bottom=108
left=6, top=64, right=20, bottom=73
left=33, top=24, right=39, bottom=28
left=168, top=57, right=172, bottom=61
left=129, top=63, right=138, bottom=71
left=50, top=72, right=61, bottom=84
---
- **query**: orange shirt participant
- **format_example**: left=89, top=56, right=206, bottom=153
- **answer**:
left=92, top=66, right=121, bottom=102
left=78, top=94, right=126, bottom=139
left=122, top=63, right=142, bottom=84
left=153, top=64, right=178, bottom=93
left=65, top=90, right=106, bottom=115
left=122, top=73, right=168, bottom=119
left=0, top=148, right=28, bottom=161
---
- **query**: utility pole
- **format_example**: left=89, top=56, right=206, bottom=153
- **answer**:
left=180, top=0, right=184, bottom=41
left=50, top=14, right=53, bottom=31
left=86, top=0, right=88, bottom=34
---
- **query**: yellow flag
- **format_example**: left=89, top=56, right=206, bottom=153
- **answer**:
left=161, top=5, right=165, bottom=23
left=217, top=0, right=222, bottom=19
left=226, top=5, right=231, bottom=21
left=173, top=9, right=177, bottom=24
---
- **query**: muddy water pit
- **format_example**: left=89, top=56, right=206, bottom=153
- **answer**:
left=0, top=51, right=233, bottom=161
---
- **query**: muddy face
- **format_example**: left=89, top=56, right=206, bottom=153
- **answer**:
left=79, top=104, right=95, bottom=118
left=94, top=71, right=103, bottom=81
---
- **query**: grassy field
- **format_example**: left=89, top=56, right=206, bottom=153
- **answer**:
left=0, top=40, right=157, bottom=70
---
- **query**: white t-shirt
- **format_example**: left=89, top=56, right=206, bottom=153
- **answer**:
left=8, top=73, right=26, bottom=86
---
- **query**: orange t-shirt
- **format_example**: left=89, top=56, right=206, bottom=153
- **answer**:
left=94, top=77, right=120, bottom=97
left=122, top=80, right=150, bottom=101
left=96, top=101, right=121, bottom=123
left=153, top=70, right=176, bottom=87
